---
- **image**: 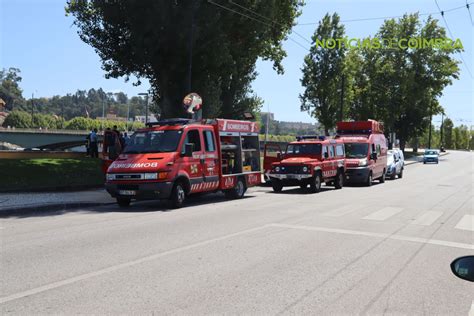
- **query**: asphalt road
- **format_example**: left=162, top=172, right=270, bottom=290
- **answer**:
left=1, top=151, right=473, bottom=315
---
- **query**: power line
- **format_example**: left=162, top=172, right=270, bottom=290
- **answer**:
left=466, top=0, right=474, bottom=25
left=207, top=0, right=310, bottom=51
left=296, top=3, right=473, bottom=25
left=434, top=0, right=473, bottom=79
left=228, top=0, right=311, bottom=44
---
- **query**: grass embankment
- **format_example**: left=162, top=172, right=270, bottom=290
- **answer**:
left=0, top=158, right=104, bottom=192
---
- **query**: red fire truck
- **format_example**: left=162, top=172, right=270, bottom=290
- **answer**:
left=105, top=118, right=261, bottom=208
left=335, top=120, right=388, bottom=186
left=265, top=136, right=346, bottom=193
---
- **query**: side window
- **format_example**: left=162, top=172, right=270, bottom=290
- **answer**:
left=328, top=145, right=335, bottom=158
left=183, top=129, right=201, bottom=152
left=336, top=144, right=344, bottom=157
left=322, top=146, right=328, bottom=157
left=203, top=130, right=216, bottom=152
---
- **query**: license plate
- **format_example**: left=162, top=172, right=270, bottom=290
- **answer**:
left=119, top=190, right=136, bottom=196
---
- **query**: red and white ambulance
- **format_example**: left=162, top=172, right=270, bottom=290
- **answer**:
left=105, top=118, right=261, bottom=208
left=335, top=120, right=388, bottom=186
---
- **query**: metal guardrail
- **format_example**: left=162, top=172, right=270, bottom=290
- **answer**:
left=0, top=128, right=90, bottom=135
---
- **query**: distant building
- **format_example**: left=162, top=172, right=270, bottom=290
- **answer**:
left=97, top=113, right=127, bottom=122
left=278, top=121, right=319, bottom=131
left=135, top=114, right=158, bottom=123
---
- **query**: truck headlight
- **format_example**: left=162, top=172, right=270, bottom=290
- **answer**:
left=144, top=173, right=158, bottom=180
left=275, top=166, right=280, bottom=172
left=106, top=174, right=115, bottom=181
left=302, top=166, right=308, bottom=173
left=358, top=158, right=368, bottom=167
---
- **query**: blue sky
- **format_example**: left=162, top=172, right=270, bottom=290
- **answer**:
left=1, top=0, right=472, bottom=126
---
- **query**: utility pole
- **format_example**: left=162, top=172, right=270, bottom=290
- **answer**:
left=339, top=74, right=345, bottom=122
left=440, top=113, right=444, bottom=148
left=101, top=94, right=105, bottom=131
left=31, top=93, right=34, bottom=127
left=428, top=99, right=433, bottom=149
left=187, top=0, right=197, bottom=94
left=138, top=93, right=149, bottom=124
left=264, top=105, right=270, bottom=146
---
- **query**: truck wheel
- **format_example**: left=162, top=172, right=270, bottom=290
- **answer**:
left=398, top=168, right=403, bottom=178
left=299, top=183, right=307, bottom=190
left=309, top=172, right=322, bottom=193
left=271, top=179, right=283, bottom=193
left=366, top=172, right=373, bottom=187
left=334, top=171, right=344, bottom=189
left=169, top=182, right=186, bottom=209
left=225, top=178, right=246, bottom=199
left=117, top=198, right=131, bottom=208
left=380, top=170, right=386, bottom=183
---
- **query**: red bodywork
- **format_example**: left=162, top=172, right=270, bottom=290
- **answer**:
left=335, top=120, right=388, bottom=183
left=105, top=119, right=261, bottom=202
left=265, top=138, right=346, bottom=189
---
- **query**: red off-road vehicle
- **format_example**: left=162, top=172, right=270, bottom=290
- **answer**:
left=265, top=136, right=346, bottom=193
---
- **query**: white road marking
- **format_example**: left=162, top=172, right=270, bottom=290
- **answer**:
left=468, top=300, right=474, bottom=316
left=269, top=223, right=474, bottom=250
left=0, top=225, right=270, bottom=305
left=455, top=215, right=474, bottom=231
left=363, top=207, right=403, bottom=221
left=323, top=205, right=361, bottom=217
left=412, top=211, right=443, bottom=226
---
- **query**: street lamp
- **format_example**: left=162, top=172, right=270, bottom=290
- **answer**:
left=138, top=93, right=149, bottom=124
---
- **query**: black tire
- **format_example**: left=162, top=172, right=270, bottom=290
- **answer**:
left=117, top=198, right=131, bottom=208
left=299, top=183, right=308, bottom=190
left=423, top=161, right=426, bottom=164
left=169, top=182, right=186, bottom=209
left=225, top=178, right=247, bottom=199
left=390, top=172, right=396, bottom=180
left=309, top=172, right=322, bottom=193
left=271, top=179, right=283, bottom=193
left=398, top=168, right=403, bottom=179
left=334, top=170, right=344, bottom=189
left=366, top=172, right=373, bottom=187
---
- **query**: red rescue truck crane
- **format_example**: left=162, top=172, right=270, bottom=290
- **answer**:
left=335, top=120, right=388, bottom=186
left=105, top=118, right=261, bottom=208
left=265, top=136, right=346, bottom=193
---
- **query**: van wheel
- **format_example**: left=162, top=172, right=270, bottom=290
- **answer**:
left=398, top=168, right=403, bottom=178
left=225, top=178, right=246, bottom=199
left=309, top=172, right=322, bottom=193
left=271, top=179, right=283, bottom=192
left=169, top=182, right=186, bottom=208
left=380, top=170, right=386, bottom=183
left=366, top=172, right=373, bottom=187
left=117, top=198, right=131, bottom=208
left=334, top=171, right=344, bottom=189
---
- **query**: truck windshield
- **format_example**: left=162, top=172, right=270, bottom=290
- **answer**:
left=344, top=143, right=369, bottom=158
left=286, top=143, right=321, bottom=155
left=123, top=130, right=183, bottom=154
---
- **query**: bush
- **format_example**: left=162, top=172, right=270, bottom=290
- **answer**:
left=2, top=110, right=65, bottom=129
left=64, top=117, right=144, bottom=131
left=2, top=110, right=32, bottom=128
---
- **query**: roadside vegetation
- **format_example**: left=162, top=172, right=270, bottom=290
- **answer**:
left=0, top=158, right=104, bottom=192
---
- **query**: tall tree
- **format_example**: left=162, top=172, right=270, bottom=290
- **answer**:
left=442, top=117, right=454, bottom=149
left=66, top=0, right=302, bottom=118
left=300, top=13, right=346, bottom=135
left=0, top=68, right=25, bottom=110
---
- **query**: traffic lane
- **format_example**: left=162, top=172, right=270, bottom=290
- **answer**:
left=1, top=224, right=472, bottom=314
left=1, top=152, right=471, bottom=297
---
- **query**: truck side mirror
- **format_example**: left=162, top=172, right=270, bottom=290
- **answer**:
left=324, top=152, right=329, bottom=159
left=276, top=153, right=282, bottom=160
left=184, top=143, right=194, bottom=157
left=371, top=152, right=377, bottom=160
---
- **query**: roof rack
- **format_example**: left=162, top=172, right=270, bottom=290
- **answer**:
left=146, top=118, right=192, bottom=127
left=296, top=135, right=326, bottom=141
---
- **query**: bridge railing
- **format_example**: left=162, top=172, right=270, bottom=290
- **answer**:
left=0, top=128, right=90, bottom=135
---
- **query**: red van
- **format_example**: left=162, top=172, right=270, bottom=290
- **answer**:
left=335, top=120, right=388, bottom=186
left=105, top=118, right=261, bottom=208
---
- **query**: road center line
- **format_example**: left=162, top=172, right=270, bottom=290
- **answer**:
left=0, top=225, right=269, bottom=305
left=268, top=223, right=474, bottom=250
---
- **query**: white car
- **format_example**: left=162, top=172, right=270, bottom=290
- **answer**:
left=386, top=149, right=404, bottom=179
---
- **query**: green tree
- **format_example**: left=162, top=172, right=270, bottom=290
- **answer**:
left=66, top=0, right=302, bottom=118
left=0, top=68, right=25, bottom=110
left=2, top=110, right=32, bottom=128
left=443, top=118, right=454, bottom=149
left=300, top=13, right=346, bottom=135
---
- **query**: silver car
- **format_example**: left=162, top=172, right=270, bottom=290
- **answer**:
left=386, top=149, right=404, bottom=179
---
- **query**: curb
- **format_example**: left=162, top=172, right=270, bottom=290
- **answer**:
left=0, top=202, right=115, bottom=217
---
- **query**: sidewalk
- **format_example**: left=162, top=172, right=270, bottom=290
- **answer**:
left=0, top=188, right=115, bottom=213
